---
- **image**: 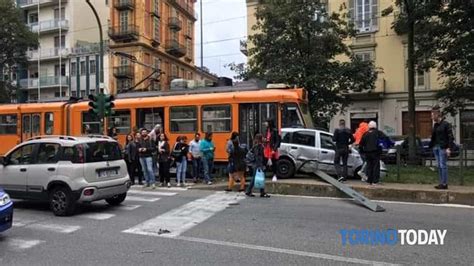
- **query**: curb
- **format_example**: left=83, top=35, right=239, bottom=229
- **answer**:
left=192, top=181, right=474, bottom=206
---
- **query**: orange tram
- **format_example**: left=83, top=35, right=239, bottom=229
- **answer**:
left=0, top=82, right=313, bottom=162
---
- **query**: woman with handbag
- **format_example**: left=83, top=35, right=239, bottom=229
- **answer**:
left=158, top=133, right=171, bottom=188
left=226, top=132, right=246, bottom=192
left=245, top=134, right=270, bottom=198
left=124, top=133, right=138, bottom=185
left=174, top=136, right=189, bottom=187
left=264, top=119, right=281, bottom=181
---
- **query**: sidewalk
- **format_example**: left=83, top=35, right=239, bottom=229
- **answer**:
left=191, top=178, right=474, bottom=206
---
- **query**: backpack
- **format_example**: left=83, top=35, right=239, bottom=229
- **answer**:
left=245, top=147, right=256, bottom=166
left=171, top=143, right=182, bottom=159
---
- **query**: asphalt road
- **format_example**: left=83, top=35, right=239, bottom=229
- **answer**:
left=0, top=186, right=473, bottom=266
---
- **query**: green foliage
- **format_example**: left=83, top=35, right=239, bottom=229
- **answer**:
left=231, top=0, right=378, bottom=127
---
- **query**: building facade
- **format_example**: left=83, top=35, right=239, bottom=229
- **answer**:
left=245, top=0, right=472, bottom=145
left=16, top=0, right=109, bottom=102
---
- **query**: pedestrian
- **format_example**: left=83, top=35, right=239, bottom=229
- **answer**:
left=148, top=124, right=162, bottom=142
left=137, top=128, right=156, bottom=189
left=226, top=132, right=246, bottom=192
left=108, top=126, right=118, bottom=140
left=333, top=119, right=355, bottom=182
left=246, top=133, right=270, bottom=198
left=174, top=136, right=189, bottom=187
left=189, top=133, right=203, bottom=183
left=353, top=121, right=369, bottom=181
left=429, top=106, right=454, bottom=190
left=134, top=132, right=144, bottom=185
left=149, top=124, right=162, bottom=179
left=200, top=131, right=215, bottom=185
left=263, top=119, right=281, bottom=181
left=124, top=133, right=139, bottom=185
left=157, top=133, right=171, bottom=188
left=360, top=121, right=382, bottom=185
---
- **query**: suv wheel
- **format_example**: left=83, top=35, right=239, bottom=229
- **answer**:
left=105, top=193, right=127, bottom=206
left=276, top=158, right=295, bottom=179
left=49, top=186, right=76, bottom=216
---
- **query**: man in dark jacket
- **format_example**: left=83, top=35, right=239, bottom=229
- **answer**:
left=429, top=106, right=454, bottom=189
left=137, top=129, right=156, bottom=188
left=360, top=121, right=381, bottom=185
left=333, top=119, right=355, bottom=182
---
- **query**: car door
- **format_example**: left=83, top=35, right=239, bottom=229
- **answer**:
left=0, top=143, right=38, bottom=198
left=26, top=143, right=60, bottom=200
left=318, top=132, right=337, bottom=174
left=288, top=130, right=317, bottom=173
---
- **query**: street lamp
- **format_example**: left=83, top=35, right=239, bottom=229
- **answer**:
left=85, top=0, right=104, bottom=95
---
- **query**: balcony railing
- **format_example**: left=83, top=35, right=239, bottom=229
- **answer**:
left=17, top=0, right=68, bottom=9
left=113, top=66, right=134, bottom=79
left=240, top=39, right=248, bottom=56
left=165, top=39, right=186, bottom=58
left=20, top=76, right=69, bottom=89
left=108, top=25, right=139, bottom=42
left=168, top=0, right=196, bottom=19
left=113, top=0, right=134, bottom=10
left=29, top=19, right=69, bottom=33
left=27, top=48, right=69, bottom=61
left=168, top=17, right=182, bottom=31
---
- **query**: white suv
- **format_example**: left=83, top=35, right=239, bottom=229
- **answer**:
left=0, top=136, right=131, bottom=216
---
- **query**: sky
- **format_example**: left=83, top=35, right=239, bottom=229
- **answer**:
left=194, top=0, right=247, bottom=79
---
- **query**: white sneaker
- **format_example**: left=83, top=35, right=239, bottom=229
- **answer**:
left=151, top=184, right=156, bottom=189
left=167, top=182, right=171, bottom=188
left=182, top=182, right=186, bottom=187
left=272, top=175, right=278, bottom=182
left=358, top=171, right=368, bottom=182
left=207, top=181, right=213, bottom=185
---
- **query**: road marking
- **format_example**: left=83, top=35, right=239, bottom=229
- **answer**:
left=115, top=204, right=141, bottom=211
left=126, top=196, right=161, bottom=202
left=13, top=218, right=36, bottom=227
left=5, top=239, right=44, bottom=250
left=174, top=236, right=400, bottom=266
left=123, top=192, right=244, bottom=238
left=26, top=223, right=81, bottom=234
left=128, top=190, right=177, bottom=197
left=273, top=194, right=474, bottom=209
left=78, top=213, right=116, bottom=220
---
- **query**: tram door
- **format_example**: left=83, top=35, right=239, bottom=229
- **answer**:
left=239, top=103, right=278, bottom=148
left=21, top=113, right=41, bottom=141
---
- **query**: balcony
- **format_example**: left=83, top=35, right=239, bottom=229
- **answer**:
left=108, top=25, right=139, bottom=42
left=113, top=0, right=134, bottom=10
left=168, top=17, right=182, bottom=31
left=113, top=66, right=134, bottom=79
left=19, top=76, right=69, bottom=90
left=240, top=39, right=248, bottom=56
left=17, top=0, right=68, bottom=10
left=29, top=19, right=69, bottom=34
left=165, top=39, right=186, bottom=58
left=27, top=48, right=69, bottom=61
left=168, top=0, right=196, bottom=20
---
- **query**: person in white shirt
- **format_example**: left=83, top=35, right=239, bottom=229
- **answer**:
left=189, top=132, right=202, bottom=183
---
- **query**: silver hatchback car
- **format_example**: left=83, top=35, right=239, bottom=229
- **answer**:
left=277, top=128, right=387, bottom=179
left=0, top=136, right=131, bottom=216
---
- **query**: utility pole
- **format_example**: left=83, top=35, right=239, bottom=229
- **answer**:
left=85, top=0, right=104, bottom=95
left=405, top=0, right=417, bottom=163
left=200, top=0, right=203, bottom=68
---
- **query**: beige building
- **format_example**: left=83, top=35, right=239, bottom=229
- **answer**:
left=245, top=0, right=473, bottom=145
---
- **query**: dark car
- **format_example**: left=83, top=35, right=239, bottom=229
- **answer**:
left=420, top=138, right=460, bottom=158
left=0, top=188, right=13, bottom=233
left=383, top=137, right=424, bottom=164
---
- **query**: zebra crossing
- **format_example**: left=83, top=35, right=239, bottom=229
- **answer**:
left=1, top=188, right=177, bottom=252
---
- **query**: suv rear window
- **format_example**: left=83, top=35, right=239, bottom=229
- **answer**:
left=83, top=141, right=122, bottom=163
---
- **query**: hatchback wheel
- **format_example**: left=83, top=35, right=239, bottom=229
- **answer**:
left=49, top=187, right=76, bottom=216
left=276, top=158, right=295, bottom=179
left=105, top=193, right=127, bottom=206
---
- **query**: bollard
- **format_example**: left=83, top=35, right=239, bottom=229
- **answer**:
left=396, top=145, right=401, bottom=182
left=459, top=145, right=464, bottom=185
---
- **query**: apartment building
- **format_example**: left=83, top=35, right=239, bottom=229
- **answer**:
left=245, top=0, right=472, bottom=144
left=16, top=0, right=109, bottom=102
left=108, top=0, right=214, bottom=94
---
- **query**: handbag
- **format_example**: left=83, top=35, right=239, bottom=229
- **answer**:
left=254, top=168, right=265, bottom=189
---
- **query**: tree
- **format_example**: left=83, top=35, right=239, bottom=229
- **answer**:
left=233, top=1, right=378, bottom=127
left=0, top=0, right=38, bottom=103
left=383, top=0, right=474, bottom=161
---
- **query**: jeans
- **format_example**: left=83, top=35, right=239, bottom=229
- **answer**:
left=433, top=146, right=448, bottom=185
left=176, top=157, right=188, bottom=184
left=140, top=156, right=155, bottom=185
left=246, top=167, right=264, bottom=195
left=365, top=152, right=380, bottom=184
left=192, top=158, right=202, bottom=180
left=334, top=148, right=349, bottom=178
left=202, top=157, right=214, bottom=182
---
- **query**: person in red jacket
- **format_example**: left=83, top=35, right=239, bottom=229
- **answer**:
left=353, top=121, right=369, bottom=181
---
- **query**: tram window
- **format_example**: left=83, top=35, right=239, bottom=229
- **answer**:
left=0, top=114, right=17, bottom=134
left=82, top=112, right=101, bottom=134
left=32, top=114, right=40, bottom=134
left=22, top=115, right=31, bottom=133
left=45, top=112, right=54, bottom=135
left=170, top=106, right=197, bottom=133
left=110, top=110, right=131, bottom=134
left=202, top=105, right=231, bottom=133
left=136, top=108, right=163, bottom=131
left=282, top=103, right=304, bottom=128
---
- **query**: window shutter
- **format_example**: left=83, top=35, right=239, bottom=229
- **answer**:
left=371, top=0, right=378, bottom=30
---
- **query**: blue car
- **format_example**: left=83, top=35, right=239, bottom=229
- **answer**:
left=0, top=188, right=13, bottom=232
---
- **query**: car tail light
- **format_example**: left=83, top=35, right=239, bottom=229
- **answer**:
left=83, top=189, right=94, bottom=196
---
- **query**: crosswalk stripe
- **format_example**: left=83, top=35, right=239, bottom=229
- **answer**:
left=6, top=238, right=44, bottom=250
left=123, top=192, right=245, bottom=238
left=78, top=213, right=116, bottom=220
left=26, top=223, right=81, bottom=234
left=115, top=204, right=141, bottom=211
left=126, top=196, right=161, bottom=202
left=128, top=190, right=177, bottom=197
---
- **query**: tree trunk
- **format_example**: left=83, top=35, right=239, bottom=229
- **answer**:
left=406, top=0, right=417, bottom=164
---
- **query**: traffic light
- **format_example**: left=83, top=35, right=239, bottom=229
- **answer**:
left=88, top=94, right=103, bottom=117
left=104, top=94, right=115, bottom=116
